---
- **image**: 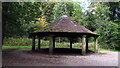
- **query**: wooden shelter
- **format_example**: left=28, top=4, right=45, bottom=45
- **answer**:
left=30, top=15, right=99, bottom=55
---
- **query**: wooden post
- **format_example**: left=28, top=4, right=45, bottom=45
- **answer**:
left=82, top=35, right=86, bottom=55
left=94, top=37, right=98, bottom=53
left=49, top=35, right=54, bottom=55
left=86, top=37, right=88, bottom=52
left=59, top=37, right=60, bottom=43
left=32, top=35, right=35, bottom=51
left=53, top=37, right=55, bottom=48
left=70, top=38, right=72, bottom=49
left=38, top=36, right=41, bottom=49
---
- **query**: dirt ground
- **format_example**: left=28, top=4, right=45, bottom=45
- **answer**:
left=2, top=48, right=118, bottom=66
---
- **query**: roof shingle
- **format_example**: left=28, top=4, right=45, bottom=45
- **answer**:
left=43, top=15, right=97, bottom=35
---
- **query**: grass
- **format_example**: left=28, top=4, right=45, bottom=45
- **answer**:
left=2, top=45, right=119, bottom=51
left=3, top=37, right=119, bottom=51
left=2, top=45, right=78, bottom=49
left=2, top=45, right=48, bottom=49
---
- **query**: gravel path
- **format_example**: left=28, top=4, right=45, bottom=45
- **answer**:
left=2, top=49, right=118, bottom=66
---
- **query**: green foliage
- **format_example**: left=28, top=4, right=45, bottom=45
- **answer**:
left=2, top=37, right=85, bottom=49
left=3, top=37, right=120, bottom=51
left=2, top=2, right=55, bottom=38
left=52, top=2, right=74, bottom=20
left=97, top=21, right=119, bottom=49
left=2, top=2, right=120, bottom=50
left=71, top=3, right=84, bottom=24
left=3, top=37, right=32, bottom=46
left=28, top=17, right=49, bottom=33
left=86, top=2, right=119, bottom=50
left=108, top=2, right=120, bottom=21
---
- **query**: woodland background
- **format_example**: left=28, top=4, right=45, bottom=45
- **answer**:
left=2, top=2, right=120, bottom=50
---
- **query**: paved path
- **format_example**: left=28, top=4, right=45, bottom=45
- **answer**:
left=2, top=49, right=118, bottom=66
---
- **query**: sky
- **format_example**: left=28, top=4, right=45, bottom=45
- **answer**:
left=72, top=0, right=91, bottom=12
left=72, top=0, right=91, bottom=7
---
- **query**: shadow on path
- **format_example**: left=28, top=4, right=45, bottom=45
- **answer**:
left=31, top=48, right=95, bottom=55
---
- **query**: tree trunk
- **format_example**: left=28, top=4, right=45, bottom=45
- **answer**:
left=32, top=36, right=35, bottom=51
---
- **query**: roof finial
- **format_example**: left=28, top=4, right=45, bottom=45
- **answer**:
left=61, top=15, right=68, bottom=17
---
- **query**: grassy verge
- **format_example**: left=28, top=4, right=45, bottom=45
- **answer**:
left=2, top=45, right=79, bottom=49
left=2, top=45, right=119, bottom=51
left=89, top=48, right=119, bottom=51
left=2, top=46, right=49, bottom=49
left=3, top=38, right=119, bottom=51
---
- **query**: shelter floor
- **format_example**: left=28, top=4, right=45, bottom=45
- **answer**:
left=34, top=48, right=95, bottom=55
left=2, top=48, right=118, bottom=66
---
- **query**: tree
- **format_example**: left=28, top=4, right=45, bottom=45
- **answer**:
left=108, top=2, right=120, bottom=21
left=52, top=2, right=74, bottom=21
left=71, top=2, right=84, bottom=24
left=84, top=2, right=119, bottom=50
left=2, top=2, right=55, bottom=38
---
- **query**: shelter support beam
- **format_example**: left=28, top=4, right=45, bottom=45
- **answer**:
left=53, top=37, right=55, bottom=48
left=38, top=36, right=41, bottom=49
left=70, top=39, right=72, bottom=49
left=49, top=35, right=54, bottom=55
left=32, top=35, right=35, bottom=51
left=82, top=35, right=86, bottom=55
left=94, top=37, right=98, bottom=53
left=86, top=37, right=88, bottom=52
